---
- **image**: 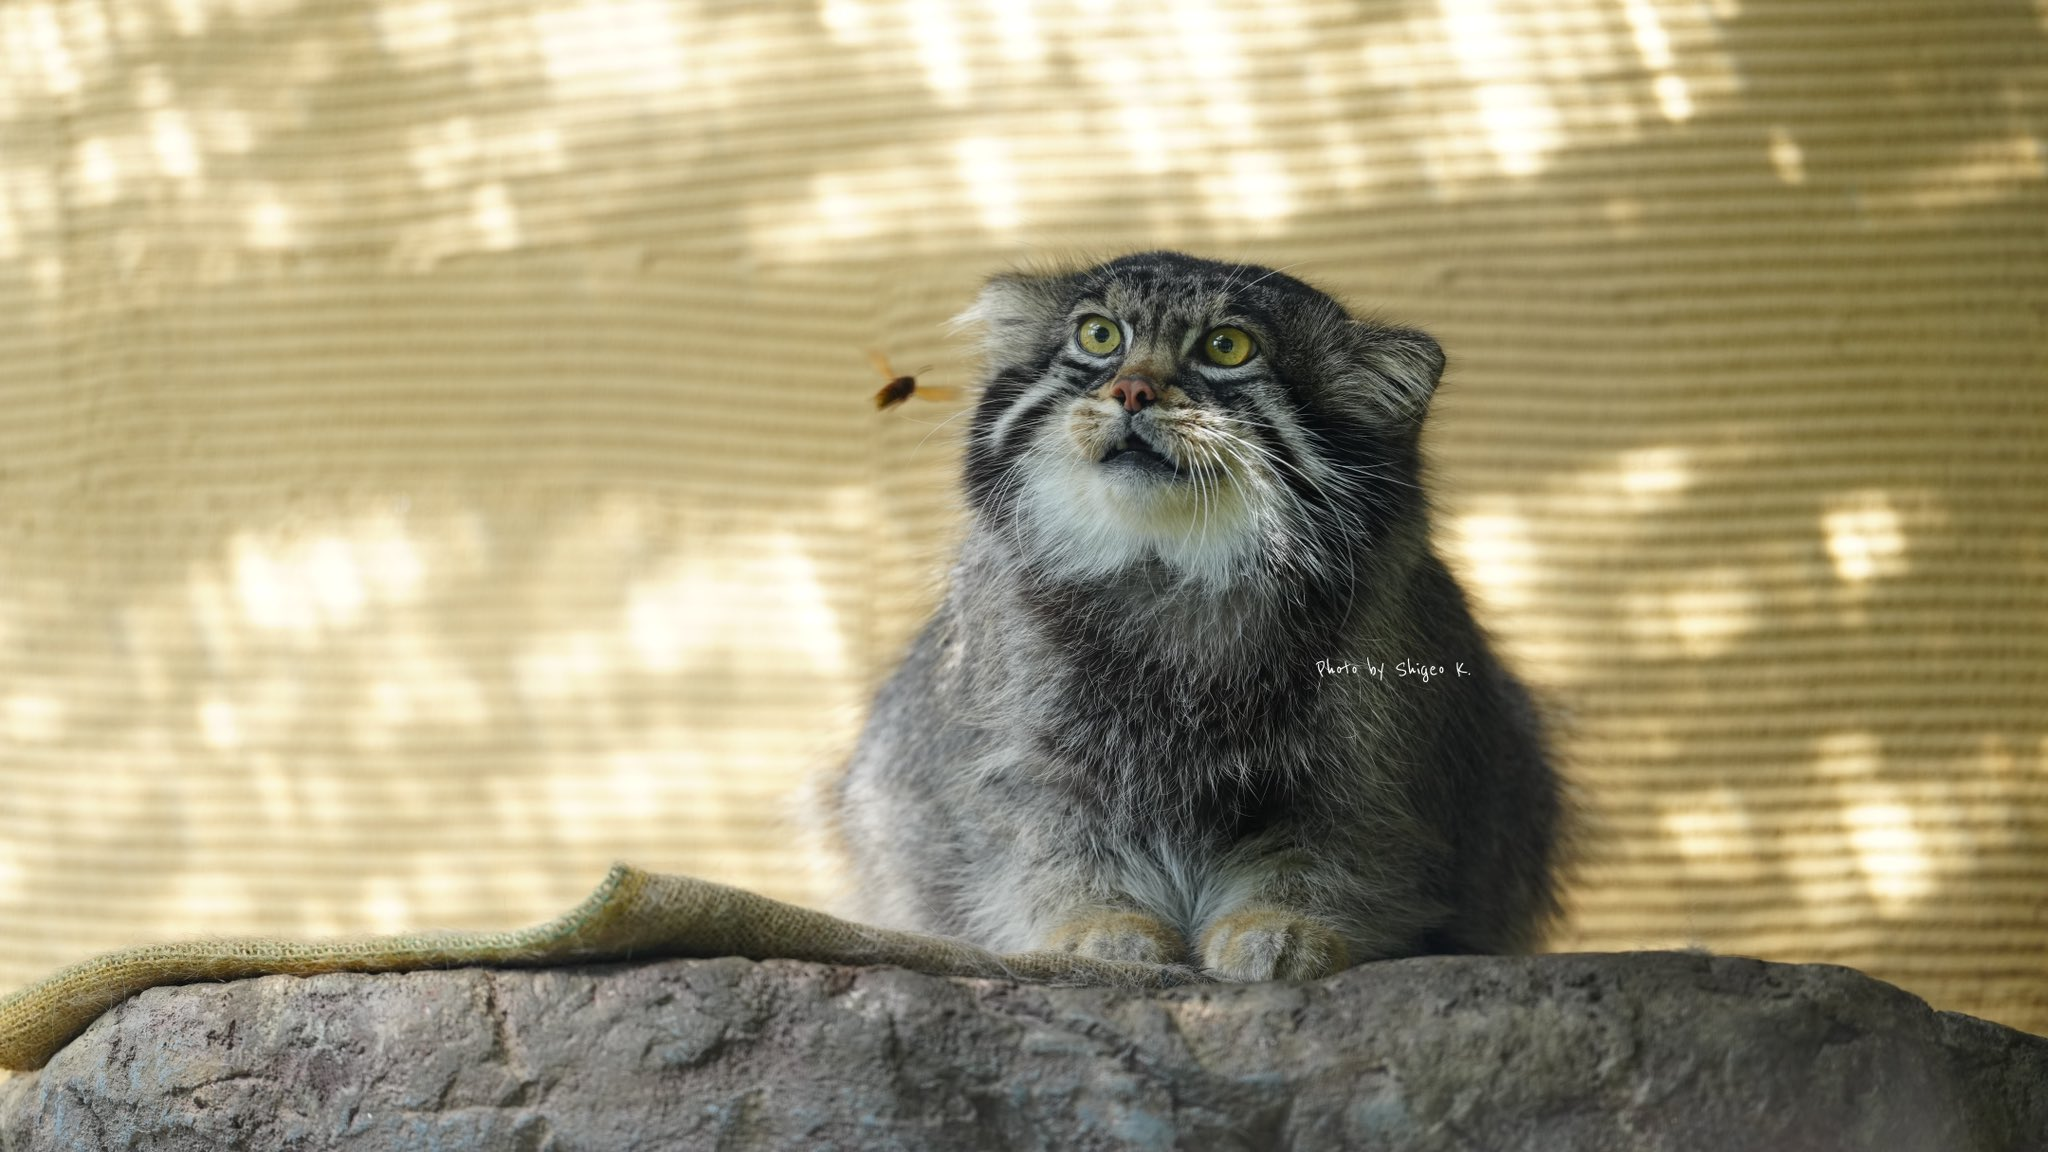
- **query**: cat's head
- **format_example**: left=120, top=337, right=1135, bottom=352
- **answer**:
left=953, top=251, right=1443, bottom=591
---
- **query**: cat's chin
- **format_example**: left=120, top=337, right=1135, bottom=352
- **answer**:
left=1015, top=455, right=1260, bottom=589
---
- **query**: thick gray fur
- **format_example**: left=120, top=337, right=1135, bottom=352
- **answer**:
left=830, top=251, right=1562, bottom=980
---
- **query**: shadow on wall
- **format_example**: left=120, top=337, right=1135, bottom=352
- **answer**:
left=0, top=0, right=2042, bottom=1031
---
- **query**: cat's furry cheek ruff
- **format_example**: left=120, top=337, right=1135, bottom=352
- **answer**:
left=1005, top=412, right=1264, bottom=592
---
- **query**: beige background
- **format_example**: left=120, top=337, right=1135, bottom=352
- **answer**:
left=0, top=0, right=2043, bottom=1035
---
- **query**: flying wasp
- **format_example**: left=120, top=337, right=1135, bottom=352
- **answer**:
left=869, top=350, right=960, bottom=410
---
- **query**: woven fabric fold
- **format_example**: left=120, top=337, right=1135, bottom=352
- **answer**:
left=0, top=865, right=1194, bottom=1072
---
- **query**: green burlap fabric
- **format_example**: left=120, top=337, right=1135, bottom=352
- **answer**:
left=0, top=865, right=1190, bottom=1071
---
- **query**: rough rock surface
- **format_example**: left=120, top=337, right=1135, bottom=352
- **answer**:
left=1, top=952, right=2042, bottom=1151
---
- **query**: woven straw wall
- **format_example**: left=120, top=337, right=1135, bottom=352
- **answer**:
left=0, top=0, right=2043, bottom=1035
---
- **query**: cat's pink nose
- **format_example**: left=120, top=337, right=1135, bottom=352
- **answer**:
left=1110, top=375, right=1156, bottom=412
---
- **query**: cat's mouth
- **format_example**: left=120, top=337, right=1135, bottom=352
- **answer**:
left=1099, top=433, right=1176, bottom=476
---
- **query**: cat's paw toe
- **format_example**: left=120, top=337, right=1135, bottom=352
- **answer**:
left=1199, top=906, right=1349, bottom=982
left=1046, top=910, right=1186, bottom=964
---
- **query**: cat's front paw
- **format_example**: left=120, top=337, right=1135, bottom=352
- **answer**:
left=1045, top=909, right=1187, bottom=964
left=1198, top=906, right=1349, bottom=982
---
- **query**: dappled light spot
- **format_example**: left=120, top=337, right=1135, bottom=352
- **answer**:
left=749, top=163, right=938, bottom=255
left=1625, top=569, right=1758, bottom=659
left=1167, top=0, right=1255, bottom=135
left=1666, top=583, right=1755, bottom=656
left=625, top=532, right=850, bottom=679
left=0, top=191, right=18, bottom=260
left=1622, top=0, right=1691, bottom=122
left=197, top=698, right=242, bottom=750
left=1621, top=0, right=1673, bottom=70
left=1474, top=82, right=1560, bottom=176
left=167, top=871, right=256, bottom=931
left=908, top=0, right=971, bottom=105
left=470, top=181, right=522, bottom=251
left=1822, top=491, right=1908, bottom=584
left=1201, top=151, right=1293, bottom=233
left=1841, top=800, right=1933, bottom=914
left=984, top=0, right=1046, bottom=68
left=1440, top=0, right=1561, bottom=176
left=1776, top=821, right=1859, bottom=911
left=407, top=117, right=483, bottom=193
left=227, top=516, right=427, bottom=636
left=306, top=538, right=370, bottom=624
left=1359, top=0, right=1741, bottom=186
left=1315, top=122, right=1371, bottom=196
left=1450, top=507, right=1537, bottom=611
left=812, top=173, right=883, bottom=240
left=1439, top=0, right=1522, bottom=82
left=362, top=876, right=413, bottom=935
left=1661, top=788, right=1764, bottom=881
left=625, top=570, right=721, bottom=673
left=235, top=535, right=356, bottom=633
left=132, top=64, right=173, bottom=109
left=1112, top=85, right=1171, bottom=175
left=1768, top=126, right=1806, bottom=185
left=358, top=656, right=490, bottom=749
left=71, top=137, right=120, bottom=205
left=1616, top=445, right=1690, bottom=501
left=1597, top=195, right=1646, bottom=236
left=232, top=541, right=316, bottom=635
left=148, top=109, right=202, bottom=182
left=376, top=0, right=460, bottom=66
left=953, top=136, right=1022, bottom=233
left=1815, top=730, right=1882, bottom=778
left=817, top=0, right=875, bottom=45
left=0, top=844, right=23, bottom=905
left=532, top=0, right=688, bottom=102
left=27, top=255, right=61, bottom=300
left=244, top=191, right=295, bottom=249
left=5, top=3, right=84, bottom=98
left=1862, top=133, right=2045, bottom=217
left=2, top=694, right=63, bottom=744
left=1652, top=73, right=1691, bottom=123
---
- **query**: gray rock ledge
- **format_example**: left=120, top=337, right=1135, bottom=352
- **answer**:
left=2, top=951, right=2042, bottom=1151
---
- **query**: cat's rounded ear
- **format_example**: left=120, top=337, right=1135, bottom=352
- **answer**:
left=950, top=270, right=1078, bottom=360
left=1347, top=322, right=1445, bottom=425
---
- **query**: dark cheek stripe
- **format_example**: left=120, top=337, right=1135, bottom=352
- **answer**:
left=962, top=358, right=1081, bottom=514
left=1248, top=390, right=1424, bottom=556
left=1001, top=393, right=1073, bottom=460
left=970, top=365, right=1037, bottom=426
left=1235, top=399, right=1318, bottom=504
left=1054, top=349, right=1113, bottom=377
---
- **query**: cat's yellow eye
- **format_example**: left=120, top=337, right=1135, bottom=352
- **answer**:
left=1203, top=326, right=1255, bottom=367
left=1076, top=315, right=1122, bottom=356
